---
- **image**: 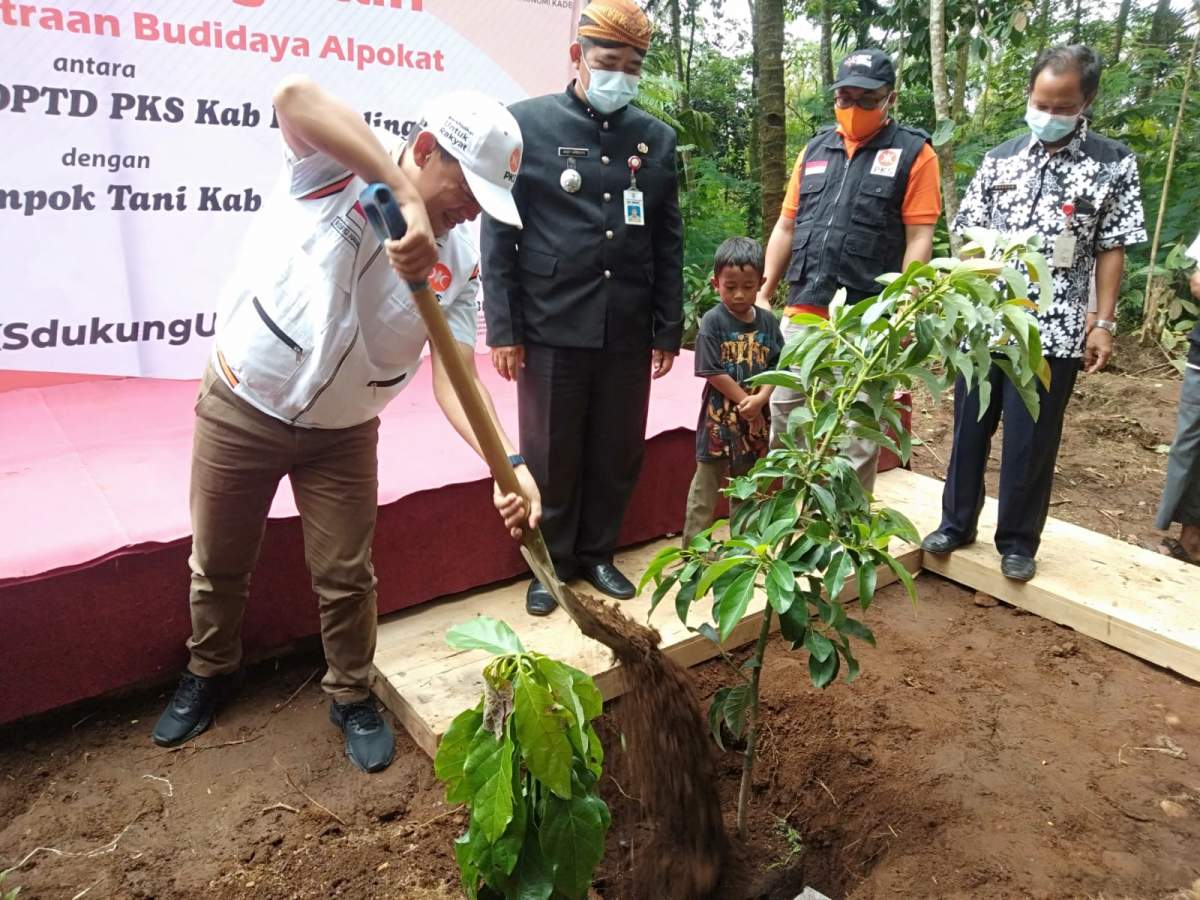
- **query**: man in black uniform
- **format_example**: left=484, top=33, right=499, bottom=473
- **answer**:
left=481, top=0, right=683, bottom=616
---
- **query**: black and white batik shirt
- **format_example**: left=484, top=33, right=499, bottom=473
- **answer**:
left=953, top=121, right=1147, bottom=359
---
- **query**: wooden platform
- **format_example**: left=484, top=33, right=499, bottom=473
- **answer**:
left=372, top=537, right=922, bottom=758
left=874, top=468, right=1200, bottom=684
left=373, top=468, right=1200, bottom=760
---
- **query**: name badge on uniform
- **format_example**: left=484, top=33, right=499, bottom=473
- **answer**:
left=870, top=148, right=902, bottom=177
left=624, top=189, right=645, bottom=226
left=1052, top=202, right=1078, bottom=267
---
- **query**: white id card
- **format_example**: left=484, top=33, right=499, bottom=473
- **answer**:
left=623, top=189, right=645, bottom=226
left=1051, top=232, right=1077, bottom=267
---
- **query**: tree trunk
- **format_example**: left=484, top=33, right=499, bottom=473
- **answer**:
left=1036, top=0, right=1052, bottom=52
left=1070, top=0, right=1083, bottom=43
left=1112, top=0, right=1132, bottom=62
left=1149, top=0, right=1174, bottom=45
left=1140, top=17, right=1199, bottom=345
left=757, top=0, right=787, bottom=243
left=930, top=0, right=962, bottom=251
left=952, top=20, right=970, bottom=121
left=819, top=0, right=834, bottom=88
left=669, top=0, right=684, bottom=85
left=748, top=0, right=760, bottom=234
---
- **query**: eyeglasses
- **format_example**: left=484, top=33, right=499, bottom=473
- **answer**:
left=834, top=93, right=889, bottom=110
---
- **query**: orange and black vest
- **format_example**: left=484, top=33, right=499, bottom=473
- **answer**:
left=786, top=121, right=930, bottom=307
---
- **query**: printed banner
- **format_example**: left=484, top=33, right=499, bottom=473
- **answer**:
left=0, top=0, right=580, bottom=377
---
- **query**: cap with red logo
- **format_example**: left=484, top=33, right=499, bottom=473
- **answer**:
left=412, top=90, right=524, bottom=228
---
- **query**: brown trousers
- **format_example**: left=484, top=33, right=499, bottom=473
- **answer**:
left=186, top=367, right=380, bottom=704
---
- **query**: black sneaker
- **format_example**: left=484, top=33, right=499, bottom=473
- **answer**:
left=151, top=670, right=238, bottom=747
left=330, top=699, right=395, bottom=773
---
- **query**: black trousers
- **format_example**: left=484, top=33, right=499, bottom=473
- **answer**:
left=938, top=357, right=1080, bottom=558
left=518, top=344, right=652, bottom=577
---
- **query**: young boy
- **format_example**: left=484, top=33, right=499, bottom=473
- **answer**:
left=682, top=237, right=785, bottom=547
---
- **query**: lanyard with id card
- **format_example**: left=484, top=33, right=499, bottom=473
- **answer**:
left=624, top=155, right=644, bottom=226
left=1051, top=201, right=1077, bottom=268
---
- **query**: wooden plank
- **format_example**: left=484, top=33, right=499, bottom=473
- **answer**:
left=874, top=467, right=1200, bottom=683
left=372, top=537, right=922, bottom=759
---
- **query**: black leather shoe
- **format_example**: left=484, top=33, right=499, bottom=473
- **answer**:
left=330, top=699, right=395, bottom=773
left=526, top=579, right=557, bottom=616
left=151, top=670, right=239, bottom=747
left=921, top=530, right=977, bottom=554
left=1000, top=554, right=1036, bottom=582
left=582, top=563, right=636, bottom=600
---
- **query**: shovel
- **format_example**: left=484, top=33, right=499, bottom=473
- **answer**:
left=359, top=183, right=607, bottom=637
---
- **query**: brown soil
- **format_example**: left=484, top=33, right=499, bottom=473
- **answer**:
left=3, top=343, right=1197, bottom=899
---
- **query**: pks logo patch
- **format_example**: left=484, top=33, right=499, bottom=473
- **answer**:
left=870, top=148, right=901, bottom=177
left=508, top=147, right=522, bottom=175
left=429, top=262, right=453, bottom=293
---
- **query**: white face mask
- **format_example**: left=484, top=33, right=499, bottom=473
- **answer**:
left=1025, top=102, right=1081, bottom=143
left=581, top=57, right=640, bottom=114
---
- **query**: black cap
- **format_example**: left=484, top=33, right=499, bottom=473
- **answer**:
left=831, top=48, right=895, bottom=90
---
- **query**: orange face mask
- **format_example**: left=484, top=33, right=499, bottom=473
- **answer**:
left=835, top=104, right=888, bottom=142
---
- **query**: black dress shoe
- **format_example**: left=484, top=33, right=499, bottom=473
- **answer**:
left=526, top=579, right=557, bottom=616
left=1000, top=554, right=1037, bottom=582
left=921, top=530, right=977, bottom=554
left=151, top=670, right=239, bottom=747
left=330, top=699, right=395, bottom=773
left=582, top=563, right=636, bottom=600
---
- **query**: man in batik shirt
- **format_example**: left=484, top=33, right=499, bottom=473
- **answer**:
left=921, top=44, right=1146, bottom=582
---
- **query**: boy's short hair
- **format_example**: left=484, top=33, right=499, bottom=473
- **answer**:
left=713, top=237, right=765, bottom=279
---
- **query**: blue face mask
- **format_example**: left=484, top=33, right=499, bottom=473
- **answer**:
left=1025, top=102, right=1080, bottom=143
left=582, top=57, right=640, bottom=114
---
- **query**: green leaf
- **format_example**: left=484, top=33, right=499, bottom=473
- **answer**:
left=717, top=568, right=758, bottom=641
left=823, top=550, right=852, bottom=601
left=564, top=664, right=603, bottom=721
left=840, top=617, right=876, bottom=647
left=463, top=728, right=515, bottom=843
left=435, top=706, right=484, bottom=804
left=513, top=670, right=573, bottom=799
left=507, top=836, right=555, bottom=900
left=808, top=645, right=840, bottom=688
left=695, top=622, right=722, bottom=645
left=708, top=687, right=732, bottom=751
left=778, top=602, right=808, bottom=649
left=838, top=640, right=861, bottom=683
left=648, top=572, right=679, bottom=618
left=536, top=657, right=589, bottom=756
left=722, top=683, right=752, bottom=739
left=675, top=575, right=698, bottom=626
left=638, top=546, right=681, bottom=593
left=932, top=117, right=955, bottom=146
left=474, top=761, right=528, bottom=879
left=446, top=616, right=525, bottom=656
left=854, top=564, right=877, bottom=611
left=882, top=551, right=918, bottom=605
left=454, top=832, right=482, bottom=900
left=696, top=554, right=754, bottom=598
left=540, top=793, right=610, bottom=899
left=805, top=629, right=835, bottom=662
left=766, top=558, right=796, bottom=614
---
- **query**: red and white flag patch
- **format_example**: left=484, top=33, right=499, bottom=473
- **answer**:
left=804, top=159, right=829, bottom=176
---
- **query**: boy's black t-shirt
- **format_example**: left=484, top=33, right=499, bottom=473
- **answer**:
left=694, top=304, right=785, bottom=467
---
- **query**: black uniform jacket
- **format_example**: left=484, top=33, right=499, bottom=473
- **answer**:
left=481, top=84, right=684, bottom=353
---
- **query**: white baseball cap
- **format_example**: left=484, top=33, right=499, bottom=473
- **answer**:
left=413, top=91, right=523, bottom=228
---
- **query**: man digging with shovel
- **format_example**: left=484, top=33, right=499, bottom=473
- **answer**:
left=151, top=78, right=540, bottom=774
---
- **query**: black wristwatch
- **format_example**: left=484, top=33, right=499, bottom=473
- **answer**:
left=507, top=453, right=526, bottom=468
